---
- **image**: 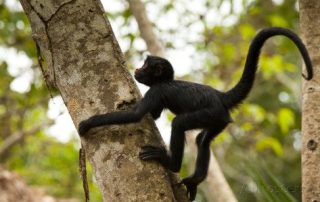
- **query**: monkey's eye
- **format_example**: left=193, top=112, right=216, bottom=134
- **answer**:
left=154, top=66, right=162, bottom=76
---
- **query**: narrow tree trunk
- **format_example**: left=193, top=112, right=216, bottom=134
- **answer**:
left=128, top=0, right=237, bottom=201
left=299, top=1, right=320, bottom=201
left=128, top=0, right=165, bottom=57
left=19, top=0, right=188, bottom=201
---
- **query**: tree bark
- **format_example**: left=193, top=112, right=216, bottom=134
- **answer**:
left=128, top=1, right=237, bottom=201
left=19, top=0, right=188, bottom=201
left=299, top=0, right=320, bottom=201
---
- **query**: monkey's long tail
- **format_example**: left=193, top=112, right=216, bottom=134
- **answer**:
left=222, top=27, right=313, bottom=109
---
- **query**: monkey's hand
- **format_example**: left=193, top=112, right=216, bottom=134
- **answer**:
left=78, top=119, right=93, bottom=136
left=180, top=177, right=198, bottom=201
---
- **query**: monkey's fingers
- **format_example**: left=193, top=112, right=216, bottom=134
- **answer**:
left=139, top=149, right=164, bottom=160
left=141, top=145, right=162, bottom=150
left=188, top=187, right=197, bottom=201
left=139, top=154, right=160, bottom=160
left=181, top=178, right=197, bottom=201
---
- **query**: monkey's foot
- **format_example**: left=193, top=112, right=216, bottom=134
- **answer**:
left=139, top=145, right=170, bottom=167
left=180, top=177, right=199, bottom=201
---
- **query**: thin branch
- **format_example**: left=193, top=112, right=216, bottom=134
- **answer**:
left=128, top=0, right=165, bottom=57
left=0, top=122, right=49, bottom=158
left=79, top=146, right=89, bottom=202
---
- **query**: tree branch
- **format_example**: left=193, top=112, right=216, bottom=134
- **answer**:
left=0, top=123, right=48, bottom=158
left=128, top=0, right=165, bottom=56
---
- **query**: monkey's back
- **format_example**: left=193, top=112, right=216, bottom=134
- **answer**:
left=156, top=80, right=226, bottom=114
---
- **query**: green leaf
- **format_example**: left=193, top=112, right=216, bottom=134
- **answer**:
left=256, top=137, right=283, bottom=156
left=269, top=15, right=289, bottom=27
left=244, top=160, right=298, bottom=202
left=239, top=24, right=256, bottom=40
left=223, top=43, right=236, bottom=61
left=242, top=104, right=266, bottom=123
left=266, top=169, right=298, bottom=202
left=277, top=108, right=295, bottom=134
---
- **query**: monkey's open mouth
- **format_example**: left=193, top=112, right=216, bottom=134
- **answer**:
left=134, top=72, right=142, bottom=81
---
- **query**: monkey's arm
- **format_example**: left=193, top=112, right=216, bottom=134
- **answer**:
left=78, top=89, right=159, bottom=136
left=151, top=106, right=163, bottom=120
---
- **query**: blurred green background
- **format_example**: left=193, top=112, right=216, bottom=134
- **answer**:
left=0, top=0, right=303, bottom=201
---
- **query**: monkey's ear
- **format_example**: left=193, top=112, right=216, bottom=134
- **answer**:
left=154, top=65, right=163, bottom=76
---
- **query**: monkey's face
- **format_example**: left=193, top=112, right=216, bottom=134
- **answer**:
left=134, top=61, right=152, bottom=85
left=134, top=56, right=174, bottom=86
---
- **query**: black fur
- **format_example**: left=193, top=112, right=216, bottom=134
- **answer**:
left=78, top=27, right=313, bottom=201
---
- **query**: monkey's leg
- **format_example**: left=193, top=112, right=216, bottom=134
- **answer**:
left=189, top=130, right=211, bottom=182
left=181, top=127, right=224, bottom=201
left=140, top=109, right=222, bottom=172
left=181, top=130, right=211, bottom=200
left=139, top=114, right=190, bottom=172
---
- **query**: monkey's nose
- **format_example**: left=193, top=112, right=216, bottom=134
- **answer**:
left=135, top=68, right=141, bottom=74
left=134, top=69, right=139, bottom=77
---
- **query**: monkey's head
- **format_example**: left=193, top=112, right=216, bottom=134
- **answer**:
left=134, top=55, right=174, bottom=86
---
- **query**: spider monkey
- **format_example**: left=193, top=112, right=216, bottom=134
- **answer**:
left=78, top=27, right=313, bottom=201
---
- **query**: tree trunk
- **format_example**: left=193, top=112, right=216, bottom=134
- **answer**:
left=299, top=1, right=320, bottom=201
left=128, top=0, right=237, bottom=201
left=19, top=0, right=188, bottom=201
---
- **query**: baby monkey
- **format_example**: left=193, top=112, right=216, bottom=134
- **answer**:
left=79, top=27, right=313, bottom=201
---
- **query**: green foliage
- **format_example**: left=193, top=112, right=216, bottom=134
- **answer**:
left=5, top=132, right=102, bottom=201
left=277, top=108, right=295, bottom=134
left=188, top=0, right=302, bottom=201
left=244, top=160, right=297, bottom=202
left=239, top=24, right=256, bottom=40
left=256, top=137, right=283, bottom=156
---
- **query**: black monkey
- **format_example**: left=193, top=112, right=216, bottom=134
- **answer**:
left=78, top=27, right=313, bottom=201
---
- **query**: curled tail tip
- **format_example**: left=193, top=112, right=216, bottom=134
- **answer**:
left=303, top=73, right=313, bottom=80
left=303, top=63, right=313, bottom=80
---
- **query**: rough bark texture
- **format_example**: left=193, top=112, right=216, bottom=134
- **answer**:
left=299, top=1, right=320, bottom=201
left=19, top=0, right=188, bottom=201
left=128, top=0, right=238, bottom=201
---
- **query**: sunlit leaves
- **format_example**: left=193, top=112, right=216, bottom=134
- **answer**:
left=239, top=24, right=256, bottom=40
left=277, top=108, right=295, bottom=134
left=223, top=43, right=237, bottom=61
left=241, top=104, right=266, bottom=123
left=213, top=131, right=231, bottom=145
left=269, top=14, right=289, bottom=27
left=256, top=137, right=283, bottom=156
left=0, top=4, right=34, bottom=55
left=260, top=54, right=296, bottom=79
